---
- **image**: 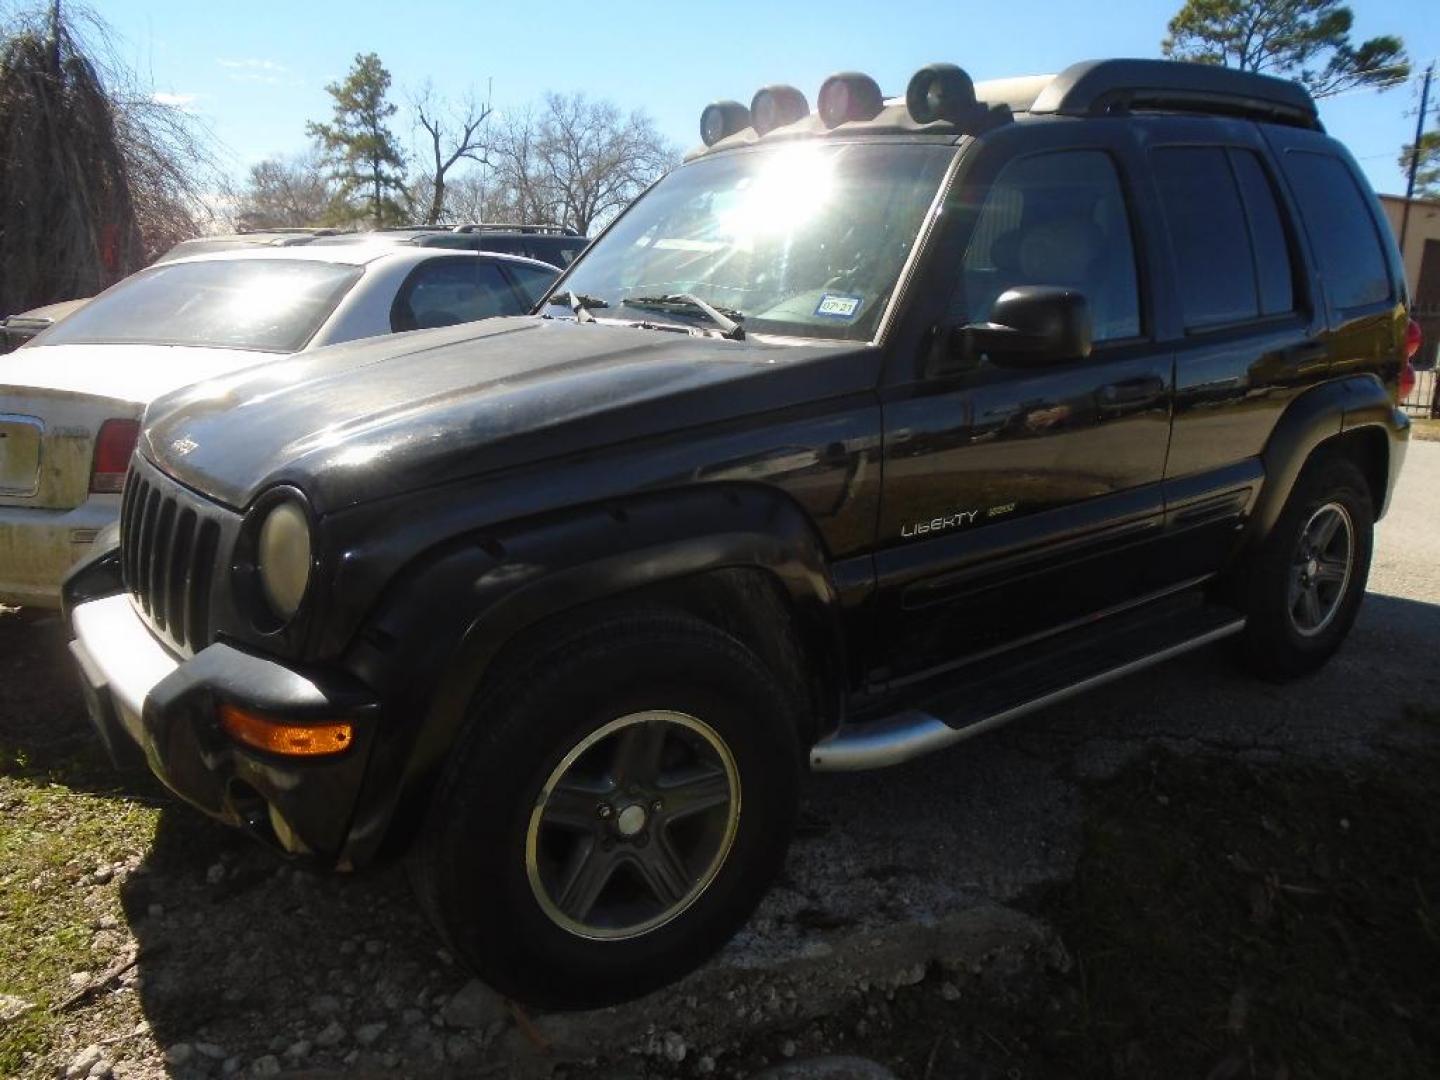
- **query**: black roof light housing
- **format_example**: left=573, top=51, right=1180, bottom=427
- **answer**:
left=906, top=63, right=977, bottom=125
left=700, top=100, right=752, bottom=147
left=751, top=85, right=810, bottom=136
left=817, top=72, right=885, bottom=128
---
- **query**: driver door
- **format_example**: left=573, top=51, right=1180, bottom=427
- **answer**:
left=871, top=128, right=1176, bottom=686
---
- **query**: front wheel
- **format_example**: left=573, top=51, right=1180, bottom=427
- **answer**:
left=409, top=612, right=802, bottom=1008
left=1233, top=452, right=1374, bottom=680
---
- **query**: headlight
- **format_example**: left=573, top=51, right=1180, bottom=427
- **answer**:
left=257, top=499, right=312, bottom=620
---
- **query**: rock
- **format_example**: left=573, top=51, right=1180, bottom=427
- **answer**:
left=893, top=962, right=927, bottom=987
left=66, top=1045, right=104, bottom=1080
left=205, top=863, right=226, bottom=885
left=662, top=1030, right=687, bottom=1063
left=250, top=1054, right=281, bottom=1077
left=195, top=1043, right=227, bottom=1061
left=941, top=981, right=961, bottom=1002
left=751, top=1057, right=899, bottom=1080
left=164, top=1043, right=194, bottom=1068
left=309, top=993, right=342, bottom=1017
left=342, top=1050, right=360, bottom=1066
left=86, top=1059, right=112, bottom=1079
left=315, top=1020, right=346, bottom=1047
left=91, top=865, right=113, bottom=885
left=67, top=972, right=91, bottom=990
left=0, top=994, right=33, bottom=1022
left=445, top=1034, right=478, bottom=1063
left=781, top=1039, right=798, bottom=1058
left=440, top=979, right=507, bottom=1029
left=222, top=1057, right=242, bottom=1075
left=698, top=1055, right=716, bottom=1075
left=402, top=1008, right=425, bottom=1026
left=355, top=1022, right=387, bottom=1047
left=284, top=1039, right=312, bottom=1059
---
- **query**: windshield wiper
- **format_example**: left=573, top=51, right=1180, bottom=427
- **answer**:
left=548, top=291, right=609, bottom=323
left=621, top=294, right=746, bottom=341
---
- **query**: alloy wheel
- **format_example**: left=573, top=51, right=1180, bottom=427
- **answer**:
left=1287, top=501, right=1354, bottom=638
left=525, top=710, right=741, bottom=940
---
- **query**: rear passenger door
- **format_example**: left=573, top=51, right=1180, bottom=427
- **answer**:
left=1138, top=119, right=1326, bottom=581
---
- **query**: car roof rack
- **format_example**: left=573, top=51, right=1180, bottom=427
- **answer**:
left=449, top=223, right=581, bottom=237
left=1029, top=59, right=1320, bottom=130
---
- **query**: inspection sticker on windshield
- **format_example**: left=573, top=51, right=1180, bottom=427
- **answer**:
left=814, top=293, right=863, bottom=320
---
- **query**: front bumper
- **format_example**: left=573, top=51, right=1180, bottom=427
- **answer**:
left=69, top=593, right=381, bottom=863
left=0, top=495, right=119, bottom=608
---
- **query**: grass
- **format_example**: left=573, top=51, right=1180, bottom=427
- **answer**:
left=1409, top=417, right=1440, bottom=443
left=0, top=743, right=160, bottom=1076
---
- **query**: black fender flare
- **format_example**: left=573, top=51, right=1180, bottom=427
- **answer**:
left=338, top=483, right=846, bottom=862
left=1247, top=374, right=1405, bottom=546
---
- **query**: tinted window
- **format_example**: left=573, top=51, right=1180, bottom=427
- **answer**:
left=44, top=259, right=361, bottom=352
left=506, top=263, right=559, bottom=307
left=1153, top=148, right=1257, bottom=328
left=1281, top=151, right=1391, bottom=310
left=1230, top=150, right=1295, bottom=316
left=392, top=259, right=521, bottom=331
left=954, top=150, right=1141, bottom=342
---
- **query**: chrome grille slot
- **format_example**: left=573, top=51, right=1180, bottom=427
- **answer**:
left=119, top=457, right=236, bottom=656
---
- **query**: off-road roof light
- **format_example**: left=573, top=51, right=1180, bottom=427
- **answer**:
left=700, top=100, right=751, bottom=146
left=751, top=85, right=809, bottom=136
left=906, top=63, right=977, bottom=125
left=818, top=72, right=885, bottom=128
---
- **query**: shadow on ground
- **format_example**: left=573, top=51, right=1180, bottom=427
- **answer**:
left=5, top=589, right=1440, bottom=1077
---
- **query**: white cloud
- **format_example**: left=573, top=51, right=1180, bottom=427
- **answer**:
left=151, top=92, right=198, bottom=109
left=217, top=58, right=287, bottom=85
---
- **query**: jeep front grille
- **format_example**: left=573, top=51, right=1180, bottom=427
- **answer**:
left=119, top=458, right=229, bottom=655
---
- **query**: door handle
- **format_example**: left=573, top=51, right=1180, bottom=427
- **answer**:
left=1097, top=377, right=1166, bottom=408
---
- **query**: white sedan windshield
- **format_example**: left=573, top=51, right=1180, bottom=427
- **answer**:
left=44, top=259, right=362, bottom=353
left=559, top=142, right=955, bottom=341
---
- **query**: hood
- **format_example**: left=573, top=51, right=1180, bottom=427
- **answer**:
left=141, top=316, right=874, bottom=512
left=1, top=342, right=280, bottom=405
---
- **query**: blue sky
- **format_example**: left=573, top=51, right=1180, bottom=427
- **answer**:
left=90, top=0, right=1438, bottom=198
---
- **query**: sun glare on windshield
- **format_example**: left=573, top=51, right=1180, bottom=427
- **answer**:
left=719, top=144, right=838, bottom=244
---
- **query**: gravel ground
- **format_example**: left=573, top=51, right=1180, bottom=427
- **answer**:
left=2, top=441, right=1438, bottom=1079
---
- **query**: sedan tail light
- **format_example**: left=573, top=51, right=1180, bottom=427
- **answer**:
left=90, top=419, right=140, bottom=494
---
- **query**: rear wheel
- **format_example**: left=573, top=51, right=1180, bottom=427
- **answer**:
left=410, top=611, right=801, bottom=1008
left=1234, top=452, right=1373, bottom=679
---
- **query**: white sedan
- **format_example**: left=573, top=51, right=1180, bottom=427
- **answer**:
left=0, top=243, right=556, bottom=607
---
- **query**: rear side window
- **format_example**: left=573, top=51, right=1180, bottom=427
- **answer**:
left=505, top=262, right=559, bottom=307
left=1230, top=151, right=1295, bottom=317
left=391, top=259, right=522, bottom=332
left=953, top=150, right=1142, bottom=342
left=1280, top=151, right=1392, bottom=311
left=1152, top=147, right=1259, bottom=329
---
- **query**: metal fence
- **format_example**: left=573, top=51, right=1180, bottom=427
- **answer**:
left=1401, top=304, right=1440, bottom=419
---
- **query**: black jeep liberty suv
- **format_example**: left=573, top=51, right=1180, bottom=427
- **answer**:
left=65, top=59, right=1417, bottom=1008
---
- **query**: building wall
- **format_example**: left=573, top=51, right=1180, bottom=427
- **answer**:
left=1379, top=194, right=1440, bottom=297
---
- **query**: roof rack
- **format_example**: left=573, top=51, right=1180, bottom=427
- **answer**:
left=1030, top=59, right=1320, bottom=130
left=450, top=223, right=580, bottom=236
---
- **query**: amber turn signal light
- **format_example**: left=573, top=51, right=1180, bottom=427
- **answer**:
left=219, top=704, right=354, bottom=757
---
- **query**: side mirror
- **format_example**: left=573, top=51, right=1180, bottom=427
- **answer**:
left=947, top=286, right=1093, bottom=371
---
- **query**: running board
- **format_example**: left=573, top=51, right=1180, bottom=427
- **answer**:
left=810, top=611, right=1245, bottom=772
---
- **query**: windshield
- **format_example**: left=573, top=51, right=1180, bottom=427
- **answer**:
left=43, top=259, right=362, bottom=353
left=558, top=142, right=955, bottom=341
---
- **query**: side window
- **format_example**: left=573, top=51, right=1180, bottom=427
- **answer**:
left=1280, top=150, right=1392, bottom=311
left=1229, top=150, right=1296, bottom=317
left=505, top=262, right=559, bottom=307
left=953, top=150, right=1141, bottom=343
left=391, top=259, right=521, bottom=332
left=1152, top=147, right=1258, bottom=329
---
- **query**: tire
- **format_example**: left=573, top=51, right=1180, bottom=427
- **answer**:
left=409, top=610, right=802, bottom=1009
left=1233, top=451, right=1374, bottom=680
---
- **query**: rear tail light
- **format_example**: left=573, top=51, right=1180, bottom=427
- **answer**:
left=1397, top=319, right=1422, bottom=402
left=1405, top=318, right=1423, bottom=361
left=90, top=419, right=139, bottom=494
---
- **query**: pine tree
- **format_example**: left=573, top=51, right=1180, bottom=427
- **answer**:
left=307, top=53, right=407, bottom=226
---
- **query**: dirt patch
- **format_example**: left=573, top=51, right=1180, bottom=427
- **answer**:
left=592, top=744, right=1440, bottom=1079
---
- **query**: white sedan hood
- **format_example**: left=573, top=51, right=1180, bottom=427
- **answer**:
left=0, top=342, right=284, bottom=405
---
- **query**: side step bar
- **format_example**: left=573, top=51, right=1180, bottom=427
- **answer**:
left=810, top=613, right=1244, bottom=772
